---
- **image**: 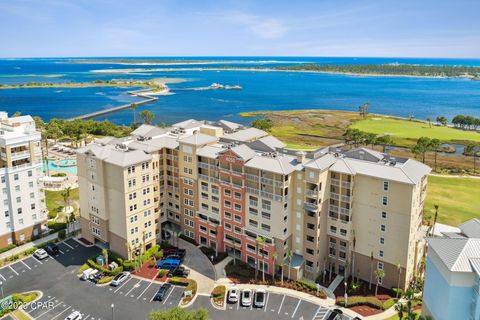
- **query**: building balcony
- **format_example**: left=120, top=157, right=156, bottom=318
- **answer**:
left=331, top=178, right=340, bottom=187
left=330, top=192, right=340, bottom=200
left=304, top=202, right=319, bottom=212
left=198, top=162, right=209, bottom=169
left=246, top=173, right=259, bottom=182
left=329, top=205, right=339, bottom=213
left=306, top=189, right=319, bottom=198
left=341, top=181, right=352, bottom=189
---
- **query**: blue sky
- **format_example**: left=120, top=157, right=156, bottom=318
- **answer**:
left=1, top=0, right=479, bottom=58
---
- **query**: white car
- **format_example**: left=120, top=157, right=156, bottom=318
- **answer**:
left=227, top=287, right=239, bottom=303
left=33, top=249, right=49, bottom=260
left=65, top=310, right=82, bottom=320
left=241, top=288, right=252, bottom=307
left=110, top=271, right=130, bottom=286
left=254, top=289, right=266, bottom=308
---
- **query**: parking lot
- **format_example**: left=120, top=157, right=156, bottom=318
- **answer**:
left=0, top=238, right=343, bottom=319
left=191, top=291, right=353, bottom=320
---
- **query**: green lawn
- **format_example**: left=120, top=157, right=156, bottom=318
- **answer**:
left=386, top=309, right=422, bottom=320
left=44, top=188, right=79, bottom=219
left=424, top=175, right=480, bottom=226
left=351, top=117, right=480, bottom=145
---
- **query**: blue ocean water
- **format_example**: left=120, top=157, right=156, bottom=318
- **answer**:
left=0, top=57, right=479, bottom=125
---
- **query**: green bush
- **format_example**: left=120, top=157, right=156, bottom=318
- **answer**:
left=149, top=259, right=156, bottom=268
left=383, top=298, right=397, bottom=310
left=12, top=291, right=39, bottom=304
left=157, top=269, right=168, bottom=278
left=86, top=257, right=123, bottom=276
left=336, top=296, right=384, bottom=310
left=47, top=211, right=57, bottom=219
left=211, top=285, right=225, bottom=298
left=97, top=276, right=114, bottom=284
left=58, top=230, right=66, bottom=240
left=169, top=277, right=190, bottom=286
left=47, top=221, right=67, bottom=231
left=0, top=244, right=16, bottom=254
left=51, top=172, right=67, bottom=177
left=296, top=279, right=317, bottom=291
left=392, top=287, right=404, bottom=297
left=122, top=260, right=135, bottom=271
left=78, top=263, right=89, bottom=274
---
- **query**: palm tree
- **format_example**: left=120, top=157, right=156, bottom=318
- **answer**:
left=280, top=262, right=285, bottom=285
left=431, top=205, right=439, bottom=236
left=256, top=236, right=266, bottom=282
left=102, top=248, right=109, bottom=267
left=396, top=263, right=402, bottom=298
left=369, top=252, right=374, bottom=290
left=328, top=256, right=333, bottom=282
left=271, top=252, right=278, bottom=281
left=394, top=302, right=406, bottom=319
left=131, top=103, right=138, bottom=125
left=286, top=250, right=293, bottom=280
left=125, top=242, right=132, bottom=260
left=62, top=187, right=72, bottom=211
left=429, top=139, right=440, bottom=172
left=426, top=117, right=432, bottom=128
left=374, top=269, right=385, bottom=296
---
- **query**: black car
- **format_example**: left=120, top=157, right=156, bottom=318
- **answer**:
left=153, top=283, right=172, bottom=301
left=326, top=310, right=343, bottom=320
left=44, top=244, right=60, bottom=255
left=167, top=266, right=190, bottom=278
left=92, top=271, right=106, bottom=283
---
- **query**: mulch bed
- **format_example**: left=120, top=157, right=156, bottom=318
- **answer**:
left=132, top=258, right=161, bottom=280
left=78, top=238, right=92, bottom=246
left=351, top=305, right=383, bottom=317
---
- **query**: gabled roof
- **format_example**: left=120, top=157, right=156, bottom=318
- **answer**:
left=217, top=120, right=243, bottom=131
left=77, top=144, right=151, bottom=167
left=228, top=144, right=256, bottom=161
left=345, top=148, right=384, bottom=161
left=304, top=153, right=338, bottom=171
left=245, top=155, right=296, bottom=175
left=427, top=237, right=480, bottom=272
left=460, top=219, right=480, bottom=238
left=172, top=119, right=204, bottom=129
left=197, top=145, right=222, bottom=159
left=131, top=124, right=170, bottom=138
left=179, top=133, right=218, bottom=146
left=248, top=136, right=286, bottom=152
left=470, top=258, right=480, bottom=276
left=222, top=127, right=268, bottom=142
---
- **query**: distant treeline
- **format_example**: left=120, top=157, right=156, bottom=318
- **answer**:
left=272, top=63, right=480, bottom=79
left=451, top=115, right=480, bottom=130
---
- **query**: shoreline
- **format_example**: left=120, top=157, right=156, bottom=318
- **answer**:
left=90, top=67, right=478, bottom=80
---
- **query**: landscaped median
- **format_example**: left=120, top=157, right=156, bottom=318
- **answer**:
left=0, top=238, right=61, bottom=268
left=168, top=277, right=197, bottom=305
left=336, top=295, right=397, bottom=310
left=0, top=291, right=40, bottom=318
left=211, top=285, right=226, bottom=308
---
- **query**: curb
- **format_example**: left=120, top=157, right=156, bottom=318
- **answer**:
left=72, top=237, right=94, bottom=248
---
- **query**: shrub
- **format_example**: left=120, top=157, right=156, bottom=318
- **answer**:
left=0, top=244, right=16, bottom=254
left=179, top=234, right=197, bottom=245
left=47, top=221, right=67, bottom=231
left=8, top=254, right=19, bottom=262
left=383, top=298, right=397, bottom=310
left=12, top=291, right=39, bottom=304
left=51, top=172, right=67, bottom=177
left=58, top=230, right=66, bottom=240
left=122, top=260, right=135, bottom=271
left=86, top=257, right=123, bottom=276
left=392, top=287, right=404, bottom=297
left=97, top=276, right=114, bottom=284
left=336, top=296, right=384, bottom=310
left=157, top=269, right=168, bottom=278
left=225, top=260, right=255, bottom=278
left=211, top=285, right=225, bottom=298
left=47, top=211, right=57, bottom=219
left=169, top=277, right=189, bottom=286
left=79, top=263, right=89, bottom=274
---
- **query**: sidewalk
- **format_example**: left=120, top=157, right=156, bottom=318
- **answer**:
left=0, top=232, right=58, bottom=261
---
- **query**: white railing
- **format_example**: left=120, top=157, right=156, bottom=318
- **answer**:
left=329, top=205, right=339, bottom=213
left=246, top=173, right=259, bottom=182
left=330, top=192, right=340, bottom=200
left=306, top=189, right=319, bottom=197
left=331, top=178, right=340, bottom=186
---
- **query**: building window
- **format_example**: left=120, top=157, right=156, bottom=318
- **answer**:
left=234, top=204, right=241, bottom=212
left=261, top=200, right=271, bottom=211
left=249, top=219, right=258, bottom=228
left=378, top=262, right=384, bottom=270
left=31, top=203, right=35, bottom=210
left=382, top=211, right=387, bottom=219
left=16, top=197, right=21, bottom=203
left=224, top=200, right=231, bottom=208
left=14, top=174, right=19, bottom=181
left=224, top=189, right=231, bottom=197
left=383, top=181, right=389, bottom=191
left=379, top=250, right=384, bottom=258
left=382, top=196, right=388, bottom=206
left=330, top=226, right=337, bottom=233
left=17, top=208, right=22, bottom=214
left=381, top=224, right=386, bottom=232
left=29, top=181, right=34, bottom=188
left=15, top=185, right=20, bottom=192
left=380, top=237, right=385, bottom=244
left=234, top=192, right=242, bottom=200
left=4, top=211, right=8, bottom=217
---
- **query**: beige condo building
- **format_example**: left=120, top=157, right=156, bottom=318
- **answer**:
left=77, top=119, right=429, bottom=290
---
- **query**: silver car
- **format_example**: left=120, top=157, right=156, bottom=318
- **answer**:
left=34, top=249, right=49, bottom=260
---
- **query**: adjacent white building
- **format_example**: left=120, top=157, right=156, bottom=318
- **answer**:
left=0, top=112, right=46, bottom=247
left=423, top=218, right=480, bottom=320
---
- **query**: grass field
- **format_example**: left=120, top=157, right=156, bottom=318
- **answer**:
left=44, top=188, right=79, bottom=220
left=351, top=117, right=480, bottom=146
left=424, top=175, right=480, bottom=226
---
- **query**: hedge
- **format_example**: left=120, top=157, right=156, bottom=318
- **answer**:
left=392, top=287, right=404, bottom=297
left=336, top=296, right=384, bottom=310
left=383, top=298, right=397, bottom=310
left=169, top=277, right=190, bottom=286
left=79, top=263, right=90, bottom=274
left=0, top=244, right=16, bottom=254
left=47, top=221, right=67, bottom=231
left=98, top=276, right=114, bottom=284
left=86, top=258, right=123, bottom=276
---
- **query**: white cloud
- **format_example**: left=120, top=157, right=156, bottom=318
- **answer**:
left=228, top=13, right=287, bottom=39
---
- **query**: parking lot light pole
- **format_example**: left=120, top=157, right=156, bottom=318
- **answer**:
left=111, top=303, right=114, bottom=320
left=344, top=281, right=348, bottom=307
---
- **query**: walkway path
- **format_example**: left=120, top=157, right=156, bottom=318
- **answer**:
left=327, top=274, right=344, bottom=292
left=178, top=238, right=216, bottom=295
left=0, top=232, right=58, bottom=261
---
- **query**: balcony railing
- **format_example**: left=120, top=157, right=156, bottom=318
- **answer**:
left=342, top=181, right=352, bottom=189
left=304, top=202, right=319, bottom=212
left=330, top=192, right=340, bottom=200
left=246, top=173, right=259, bottom=182
left=331, top=178, right=340, bottom=187
left=306, top=189, right=319, bottom=198
left=198, top=162, right=209, bottom=169
left=329, top=205, right=339, bottom=213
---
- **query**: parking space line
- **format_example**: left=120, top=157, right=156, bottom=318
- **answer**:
left=291, top=299, right=301, bottom=318
left=114, top=278, right=132, bottom=293
left=264, top=292, right=269, bottom=312
left=162, top=287, right=174, bottom=304
left=137, top=281, right=153, bottom=300
left=36, top=301, right=63, bottom=318
left=278, top=295, right=286, bottom=314
left=59, top=249, right=65, bottom=255
left=125, top=280, right=142, bottom=297
left=149, top=290, right=157, bottom=302
left=62, top=241, right=74, bottom=250
left=20, top=260, right=31, bottom=270
left=32, top=256, right=43, bottom=265
left=50, top=306, right=71, bottom=320
left=8, top=265, right=19, bottom=276
left=84, top=314, right=90, bottom=320
left=0, top=273, right=5, bottom=281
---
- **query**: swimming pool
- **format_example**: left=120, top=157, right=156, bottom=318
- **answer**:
left=43, top=159, right=77, bottom=174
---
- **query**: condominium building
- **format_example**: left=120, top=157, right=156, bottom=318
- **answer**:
left=77, top=119, right=430, bottom=289
left=0, top=112, right=46, bottom=247
left=423, top=218, right=480, bottom=320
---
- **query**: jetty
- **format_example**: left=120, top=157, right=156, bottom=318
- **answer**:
left=67, top=89, right=158, bottom=121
